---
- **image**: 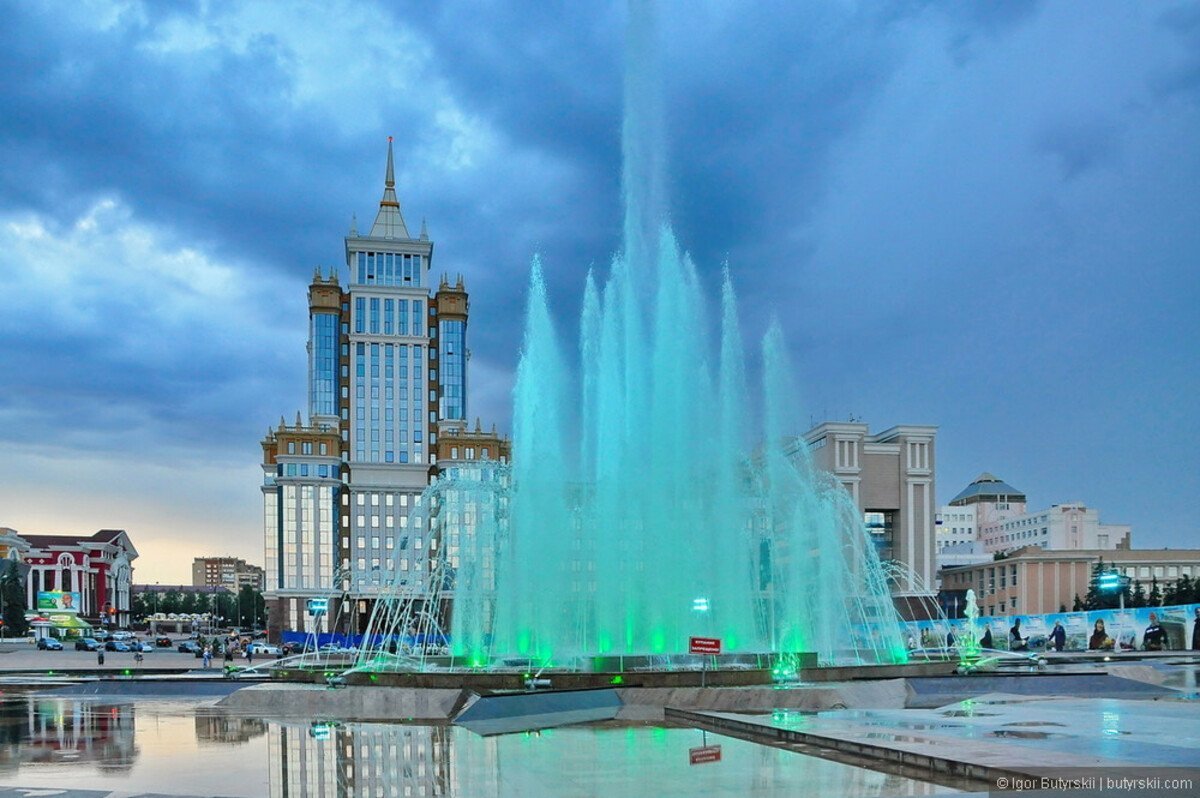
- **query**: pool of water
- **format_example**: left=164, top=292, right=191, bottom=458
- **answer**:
left=0, top=696, right=957, bottom=796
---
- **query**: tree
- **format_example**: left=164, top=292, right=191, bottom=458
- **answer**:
left=131, top=592, right=150, bottom=620
left=160, top=589, right=182, bottom=615
left=208, top=590, right=235, bottom=626
left=1084, top=558, right=1108, bottom=610
left=0, top=561, right=28, bottom=637
left=1149, top=577, right=1163, bottom=607
left=1166, top=574, right=1193, bottom=606
left=1130, top=579, right=1146, bottom=608
left=237, top=585, right=266, bottom=628
left=1072, top=594, right=1083, bottom=612
left=180, top=592, right=200, bottom=615
left=1059, top=604, right=1068, bottom=613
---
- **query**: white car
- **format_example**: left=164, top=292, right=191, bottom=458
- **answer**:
left=247, top=643, right=280, bottom=656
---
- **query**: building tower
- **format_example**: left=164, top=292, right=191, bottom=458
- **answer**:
left=263, top=139, right=500, bottom=638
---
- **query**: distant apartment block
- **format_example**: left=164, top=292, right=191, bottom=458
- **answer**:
left=946, top=473, right=1131, bottom=554
left=933, top=504, right=990, bottom=589
left=192, top=556, right=265, bottom=591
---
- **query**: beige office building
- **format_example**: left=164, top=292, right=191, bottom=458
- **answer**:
left=941, top=546, right=1200, bottom=616
left=801, top=422, right=938, bottom=617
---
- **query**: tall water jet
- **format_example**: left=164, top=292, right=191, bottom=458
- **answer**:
left=437, top=217, right=907, bottom=663
left=960, top=589, right=983, bottom=663
left=377, top=0, right=909, bottom=667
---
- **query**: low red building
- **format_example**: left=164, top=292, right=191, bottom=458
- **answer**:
left=20, top=529, right=138, bottom=628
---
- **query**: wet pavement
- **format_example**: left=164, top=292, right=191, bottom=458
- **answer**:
left=0, top=696, right=959, bottom=797
left=691, top=694, right=1200, bottom=779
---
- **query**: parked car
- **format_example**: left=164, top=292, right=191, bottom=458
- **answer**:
left=37, top=637, right=63, bottom=651
left=75, top=638, right=101, bottom=651
left=105, top=641, right=132, bottom=652
left=154, top=636, right=172, bottom=647
left=111, top=631, right=134, bottom=641
left=177, top=641, right=202, bottom=654
left=281, top=641, right=304, bottom=656
left=134, top=641, right=154, bottom=653
left=247, top=642, right=281, bottom=656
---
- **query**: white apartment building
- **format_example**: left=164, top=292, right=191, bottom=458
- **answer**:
left=944, top=473, right=1131, bottom=555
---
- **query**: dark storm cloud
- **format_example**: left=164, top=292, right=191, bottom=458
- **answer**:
left=0, top=0, right=1197, bottom=556
left=0, top=3, right=407, bottom=270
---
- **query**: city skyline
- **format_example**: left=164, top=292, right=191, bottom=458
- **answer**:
left=1, top=2, right=1197, bottom=583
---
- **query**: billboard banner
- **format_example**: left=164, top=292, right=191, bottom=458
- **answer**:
left=37, top=591, right=82, bottom=614
left=899, top=602, right=1199, bottom=653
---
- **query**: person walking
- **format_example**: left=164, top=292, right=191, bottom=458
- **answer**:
left=224, top=644, right=234, bottom=666
left=246, top=646, right=254, bottom=666
left=202, top=645, right=213, bottom=669
left=1050, top=621, right=1066, bottom=652
left=980, top=627, right=993, bottom=649
left=97, top=649, right=105, bottom=667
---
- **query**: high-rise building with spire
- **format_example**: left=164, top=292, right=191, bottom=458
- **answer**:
left=261, top=140, right=507, bottom=637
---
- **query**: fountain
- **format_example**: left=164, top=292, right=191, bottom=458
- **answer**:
left=959, top=589, right=983, bottom=665
left=337, top=0, right=908, bottom=675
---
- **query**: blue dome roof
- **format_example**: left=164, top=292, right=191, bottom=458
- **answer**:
left=950, top=472, right=1025, bottom=505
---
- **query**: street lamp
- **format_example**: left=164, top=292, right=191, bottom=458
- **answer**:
left=1098, top=570, right=1125, bottom=610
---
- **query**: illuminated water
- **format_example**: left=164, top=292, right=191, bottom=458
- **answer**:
left=350, top=0, right=907, bottom=668
left=959, top=589, right=983, bottom=664
left=438, top=239, right=906, bottom=666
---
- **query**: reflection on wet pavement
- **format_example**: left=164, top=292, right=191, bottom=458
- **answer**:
left=742, top=695, right=1200, bottom=770
left=0, top=697, right=957, bottom=797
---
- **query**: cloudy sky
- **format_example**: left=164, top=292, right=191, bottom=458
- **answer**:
left=1, top=1, right=1197, bottom=583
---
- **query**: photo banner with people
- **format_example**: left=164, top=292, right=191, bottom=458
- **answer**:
left=36, top=591, right=82, bottom=614
left=900, top=602, right=1199, bottom=652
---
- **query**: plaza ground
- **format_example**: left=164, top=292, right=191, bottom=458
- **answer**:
left=0, top=650, right=1195, bottom=796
